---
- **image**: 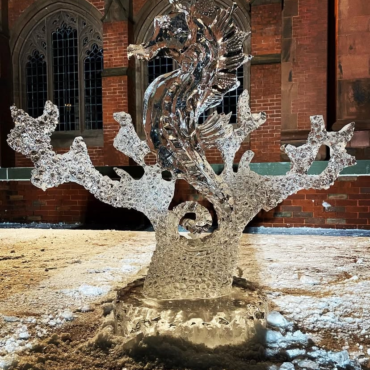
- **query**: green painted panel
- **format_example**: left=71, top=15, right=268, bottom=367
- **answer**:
left=249, top=162, right=290, bottom=176
left=7, top=168, right=32, bottom=181
left=2, top=160, right=370, bottom=181
left=0, top=169, right=7, bottom=180
left=341, top=160, right=370, bottom=175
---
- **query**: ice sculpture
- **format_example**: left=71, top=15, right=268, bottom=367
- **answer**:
left=8, top=0, right=355, bottom=301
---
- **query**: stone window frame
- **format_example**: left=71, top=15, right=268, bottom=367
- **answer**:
left=132, top=0, right=252, bottom=139
left=10, top=0, right=104, bottom=148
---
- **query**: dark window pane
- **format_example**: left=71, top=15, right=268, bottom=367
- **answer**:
left=198, top=109, right=212, bottom=124
left=52, top=23, right=79, bottom=131
left=148, top=58, right=173, bottom=85
left=217, top=67, right=244, bottom=124
left=84, top=44, right=104, bottom=130
left=26, top=50, right=47, bottom=118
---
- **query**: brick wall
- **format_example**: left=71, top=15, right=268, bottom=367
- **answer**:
left=249, top=3, right=282, bottom=163
left=0, top=182, right=147, bottom=226
left=292, top=0, right=328, bottom=130
left=252, top=3, right=282, bottom=55
left=9, top=0, right=35, bottom=28
left=335, top=0, right=370, bottom=159
left=7, top=0, right=370, bottom=230
left=133, top=0, right=147, bottom=17
left=250, top=176, right=370, bottom=229
left=102, top=19, right=130, bottom=165
left=250, top=64, right=282, bottom=162
left=1, top=176, right=369, bottom=229
left=281, top=0, right=328, bottom=133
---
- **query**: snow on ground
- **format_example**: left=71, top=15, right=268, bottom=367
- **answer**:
left=0, top=229, right=369, bottom=368
left=238, top=234, right=370, bottom=365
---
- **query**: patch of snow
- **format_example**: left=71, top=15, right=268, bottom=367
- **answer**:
left=0, top=355, right=16, bottom=370
left=60, top=311, right=74, bottom=321
left=79, top=305, right=93, bottom=313
left=279, top=363, right=295, bottom=370
left=265, top=330, right=283, bottom=344
left=18, top=332, right=29, bottom=340
left=328, top=350, right=350, bottom=366
left=78, top=284, right=109, bottom=296
left=297, top=359, right=318, bottom=369
left=61, top=284, right=110, bottom=298
left=267, top=311, right=290, bottom=329
left=322, top=201, right=332, bottom=209
left=121, top=265, right=139, bottom=273
left=286, top=349, right=306, bottom=359
left=299, top=275, right=321, bottom=285
left=2, top=317, right=19, bottom=323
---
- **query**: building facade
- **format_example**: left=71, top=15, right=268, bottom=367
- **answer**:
left=0, top=0, right=369, bottom=229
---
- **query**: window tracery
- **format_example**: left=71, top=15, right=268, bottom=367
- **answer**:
left=21, top=10, right=103, bottom=133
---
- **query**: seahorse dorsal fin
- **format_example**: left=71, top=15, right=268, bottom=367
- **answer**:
left=210, top=4, right=238, bottom=42
left=197, top=112, right=233, bottom=149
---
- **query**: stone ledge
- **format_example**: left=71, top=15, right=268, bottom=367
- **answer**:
left=251, top=54, right=281, bottom=65
left=102, top=67, right=128, bottom=77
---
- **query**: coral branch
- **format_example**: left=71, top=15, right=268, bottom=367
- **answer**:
left=113, top=112, right=150, bottom=166
left=7, top=102, right=175, bottom=225
left=236, top=115, right=356, bottom=212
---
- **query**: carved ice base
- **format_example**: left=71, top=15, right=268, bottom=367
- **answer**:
left=143, top=221, right=242, bottom=300
left=113, top=277, right=268, bottom=349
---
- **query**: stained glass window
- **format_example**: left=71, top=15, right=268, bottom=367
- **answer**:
left=84, top=44, right=104, bottom=130
left=23, top=11, right=103, bottom=134
left=26, top=50, right=47, bottom=118
left=52, top=24, right=79, bottom=131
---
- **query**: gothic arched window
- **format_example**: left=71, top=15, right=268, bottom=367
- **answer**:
left=20, top=11, right=103, bottom=137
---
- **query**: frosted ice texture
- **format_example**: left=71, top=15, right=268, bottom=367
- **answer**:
left=8, top=0, right=356, bottom=300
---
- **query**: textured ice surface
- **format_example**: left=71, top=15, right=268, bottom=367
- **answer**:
left=115, top=279, right=268, bottom=348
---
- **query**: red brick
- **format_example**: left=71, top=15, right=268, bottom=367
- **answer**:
left=252, top=4, right=282, bottom=56
left=281, top=205, right=302, bottom=212
left=346, top=219, right=368, bottom=225
left=250, top=64, right=281, bottom=162
left=304, top=218, right=326, bottom=225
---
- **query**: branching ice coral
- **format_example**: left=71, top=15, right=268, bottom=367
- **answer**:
left=8, top=103, right=175, bottom=226
left=8, top=0, right=356, bottom=300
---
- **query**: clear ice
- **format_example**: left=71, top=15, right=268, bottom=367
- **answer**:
left=8, top=0, right=356, bottom=300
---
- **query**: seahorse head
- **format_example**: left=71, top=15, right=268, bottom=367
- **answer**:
left=128, top=0, right=224, bottom=63
left=170, top=0, right=220, bottom=19
left=128, top=11, right=190, bottom=61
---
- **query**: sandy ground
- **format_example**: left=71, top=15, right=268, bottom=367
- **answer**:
left=0, top=229, right=369, bottom=369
